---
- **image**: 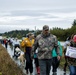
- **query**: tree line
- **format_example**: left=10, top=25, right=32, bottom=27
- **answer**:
left=1, top=19, right=76, bottom=41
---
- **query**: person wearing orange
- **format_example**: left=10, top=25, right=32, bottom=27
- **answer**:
left=21, top=33, right=34, bottom=75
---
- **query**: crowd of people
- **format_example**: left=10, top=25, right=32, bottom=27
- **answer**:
left=1, top=25, right=76, bottom=75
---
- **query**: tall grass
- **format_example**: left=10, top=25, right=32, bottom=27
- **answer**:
left=0, top=44, right=24, bottom=75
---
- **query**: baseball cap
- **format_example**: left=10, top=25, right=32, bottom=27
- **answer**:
left=26, top=33, right=34, bottom=37
left=43, top=25, right=49, bottom=30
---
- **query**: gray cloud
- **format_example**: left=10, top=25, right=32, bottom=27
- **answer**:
left=0, top=0, right=76, bottom=33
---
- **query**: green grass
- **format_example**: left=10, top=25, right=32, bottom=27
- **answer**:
left=59, top=46, right=69, bottom=71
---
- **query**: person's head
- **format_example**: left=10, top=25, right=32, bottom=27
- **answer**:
left=66, top=36, right=71, bottom=41
left=42, top=25, right=49, bottom=35
left=73, top=35, right=76, bottom=43
left=27, top=33, right=34, bottom=39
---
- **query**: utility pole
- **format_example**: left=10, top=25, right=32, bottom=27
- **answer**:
left=35, top=26, right=37, bottom=37
left=35, top=26, right=36, bottom=31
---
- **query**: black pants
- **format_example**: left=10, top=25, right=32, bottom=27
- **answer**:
left=34, top=58, right=39, bottom=67
left=63, top=49, right=68, bottom=72
left=25, top=53, right=33, bottom=73
left=5, top=43, right=8, bottom=49
left=52, top=57, right=60, bottom=72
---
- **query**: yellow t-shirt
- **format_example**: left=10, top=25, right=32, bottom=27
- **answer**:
left=21, top=38, right=34, bottom=52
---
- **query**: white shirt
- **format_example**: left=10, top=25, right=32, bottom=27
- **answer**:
left=64, top=41, right=70, bottom=49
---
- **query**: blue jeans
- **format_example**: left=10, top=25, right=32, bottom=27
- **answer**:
left=69, top=65, right=76, bottom=75
left=39, top=59, right=52, bottom=75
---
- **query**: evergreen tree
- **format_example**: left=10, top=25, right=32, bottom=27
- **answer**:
left=72, top=19, right=76, bottom=26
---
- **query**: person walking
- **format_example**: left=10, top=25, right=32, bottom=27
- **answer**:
left=66, top=35, right=76, bottom=75
left=33, top=35, right=40, bottom=75
left=52, top=41, right=62, bottom=75
left=21, top=33, right=34, bottom=75
left=34, top=48, right=40, bottom=75
left=4, top=38, right=8, bottom=49
left=63, top=36, right=71, bottom=73
left=32, top=25, right=60, bottom=75
left=13, top=38, right=20, bottom=57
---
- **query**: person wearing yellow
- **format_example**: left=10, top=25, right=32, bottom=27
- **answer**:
left=21, top=33, right=34, bottom=75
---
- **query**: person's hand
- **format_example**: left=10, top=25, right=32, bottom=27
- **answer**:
left=57, top=55, right=61, bottom=60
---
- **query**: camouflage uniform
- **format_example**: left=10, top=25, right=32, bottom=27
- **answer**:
left=33, top=33, right=60, bottom=59
left=32, top=25, right=60, bottom=75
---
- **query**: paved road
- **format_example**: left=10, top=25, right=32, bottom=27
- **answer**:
left=3, top=44, right=70, bottom=75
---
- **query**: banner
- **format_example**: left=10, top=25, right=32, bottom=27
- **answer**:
left=66, top=46, right=76, bottom=58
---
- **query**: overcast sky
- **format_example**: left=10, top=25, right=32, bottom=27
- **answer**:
left=0, top=0, right=76, bottom=33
